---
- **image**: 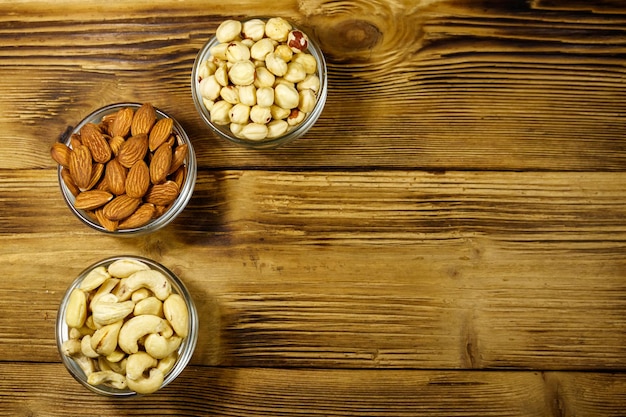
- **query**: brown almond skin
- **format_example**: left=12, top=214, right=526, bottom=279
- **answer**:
left=126, top=160, right=150, bottom=198
left=102, top=194, right=141, bottom=221
left=80, top=123, right=111, bottom=164
left=108, top=135, right=125, bottom=156
left=149, top=117, right=173, bottom=152
left=61, top=167, right=80, bottom=196
left=86, top=162, right=105, bottom=191
left=51, top=142, right=71, bottom=167
left=74, top=190, right=114, bottom=210
left=131, top=103, right=157, bottom=136
left=105, top=158, right=127, bottom=195
left=69, top=144, right=93, bottom=190
left=149, top=143, right=172, bottom=185
left=118, top=203, right=156, bottom=230
left=94, top=207, right=119, bottom=231
left=168, top=143, right=188, bottom=175
left=145, top=180, right=179, bottom=206
left=109, top=107, right=134, bottom=137
left=118, top=133, right=148, bottom=169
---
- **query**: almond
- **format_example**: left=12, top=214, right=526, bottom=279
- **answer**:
left=80, top=123, right=111, bottom=163
left=125, top=159, right=150, bottom=199
left=149, top=117, right=174, bottom=151
left=74, top=190, right=114, bottom=210
left=51, top=142, right=71, bottom=167
left=69, top=144, right=93, bottom=190
left=105, top=158, right=127, bottom=195
left=95, top=207, right=119, bottom=232
left=171, top=165, right=186, bottom=190
left=131, top=103, right=157, bottom=136
left=145, top=180, right=179, bottom=206
left=149, top=143, right=172, bottom=184
left=69, top=133, right=82, bottom=148
left=109, top=107, right=134, bottom=137
left=168, top=143, right=188, bottom=175
left=108, top=135, right=125, bottom=156
left=118, top=133, right=148, bottom=168
left=86, top=162, right=105, bottom=191
left=118, top=203, right=156, bottom=230
left=61, top=167, right=80, bottom=196
left=103, top=194, right=141, bottom=221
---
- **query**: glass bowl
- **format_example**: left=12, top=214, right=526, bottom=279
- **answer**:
left=56, top=102, right=197, bottom=235
left=191, top=17, right=328, bottom=149
left=56, top=255, right=198, bottom=396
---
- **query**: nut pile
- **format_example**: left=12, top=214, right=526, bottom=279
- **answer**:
left=197, top=17, right=321, bottom=141
left=61, top=258, right=190, bottom=394
left=50, top=103, right=188, bottom=231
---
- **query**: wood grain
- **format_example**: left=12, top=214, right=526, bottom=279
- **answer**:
left=1, top=169, right=624, bottom=370
left=1, top=0, right=625, bottom=414
left=1, top=363, right=625, bottom=417
left=0, top=0, right=623, bottom=170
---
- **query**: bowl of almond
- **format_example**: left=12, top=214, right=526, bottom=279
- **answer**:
left=50, top=103, right=197, bottom=235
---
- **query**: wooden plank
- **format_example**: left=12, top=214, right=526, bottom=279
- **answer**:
left=0, top=1, right=623, bottom=170
left=0, top=363, right=625, bottom=416
left=0, top=169, right=624, bottom=369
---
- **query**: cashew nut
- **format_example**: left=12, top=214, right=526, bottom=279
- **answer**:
left=61, top=339, right=82, bottom=357
left=90, top=320, right=123, bottom=356
left=65, top=288, right=87, bottom=328
left=131, top=288, right=152, bottom=303
left=125, top=351, right=157, bottom=381
left=107, top=258, right=150, bottom=278
left=73, top=353, right=96, bottom=377
left=106, top=349, right=126, bottom=363
left=163, top=294, right=189, bottom=338
left=87, top=370, right=127, bottom=390
left=92, top=296, right=134, bottom=326
left=118, top=314, right=173, bottom=354
left=144, top=334, right=182, bottom=359
left=127, top=368, right=164, bottom=395
left=79, top=266, right=110, bottom=292
left=134, top=296, right=163, bottom=317
left=157, top=352, right=178, bottom=375
left=126, top=352, right=164, bottom=394
left=116, top=270, right=172, bottom=301
left=89, top=277, right=120, bottom=311
left=80, top=335, right=100, bottom=358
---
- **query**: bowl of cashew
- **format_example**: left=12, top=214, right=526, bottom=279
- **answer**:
left=56, top=256, right=198, bottom=396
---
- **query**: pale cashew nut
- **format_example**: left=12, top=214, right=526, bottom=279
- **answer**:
left=126, top=352, right=163, bottom=394
left=134, top=296, right=163, bottom=317
left=163, top=294, right=189, bottom=338
left=89, top=278, right=120, bottom=311
left=106, top=349, right=126, bottom=363
left=73, top=353, right=96, bottom=377
left=87, top=370, right=127, bottom=390
left=144, top=334, right=182, bottom=359
left=61, top=339, right=82, bottom=357
left=116, top=270, right=172, bottom=301
left=107, top=258, right=150, bottom=278
left=92, top=296, right=134, bottom=326
left=127, top=368, right=164, bottom=395
left=65, top=288, right=87, bottom=328
left=80, top=335, right=100, bottom=358
left=90, top=320, right=123, bottom=356
left=118, top=315, right=173, bottom=354
left=157, top=352, right=178, bottom=375
left=79, top=266, right=110, bottom=292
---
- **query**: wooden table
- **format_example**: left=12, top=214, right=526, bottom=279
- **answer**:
left=1, top=1, right=625, bottom=415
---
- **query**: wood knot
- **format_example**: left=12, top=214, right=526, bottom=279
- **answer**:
left=319, top=19, right=381, bottom=61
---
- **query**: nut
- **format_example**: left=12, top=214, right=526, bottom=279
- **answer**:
left=103, top=194, right=142, bottom=222
left=125, top=159, right=150, bottom=199
left=131, top=103, right=157, bottom=136
left=117, top=133, right=148, bottom=169
left=69, top=145, right=93, bottom=191
left=51, top=142, right=71, bottom=167
left=149, top=143, right=172, bottom=185
left=199, top=18, right=321, bottom=141
left=62, top=259, right=190, bottom=394
left=74, top=190, right=114, bottom=211
left=215, top=19, right=242, bottom=43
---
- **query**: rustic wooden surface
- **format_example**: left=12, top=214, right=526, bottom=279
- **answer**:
left=1, top=0, right=625, bottom=415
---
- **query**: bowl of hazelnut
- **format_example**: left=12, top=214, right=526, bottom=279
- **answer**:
left=50, top=103, right=197, bottom=235
left=191, top=17, right=328, bottom=149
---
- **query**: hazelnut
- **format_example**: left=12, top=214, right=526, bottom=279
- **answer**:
left=287, top=30, right=309, bottom=53
left=216, top=20, right=242, bottom=43
left=228, top=60, right=256, bottom=86
left=242, top=19, right=266, bottom=41
left=265, top=17, right=292, bottom=42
